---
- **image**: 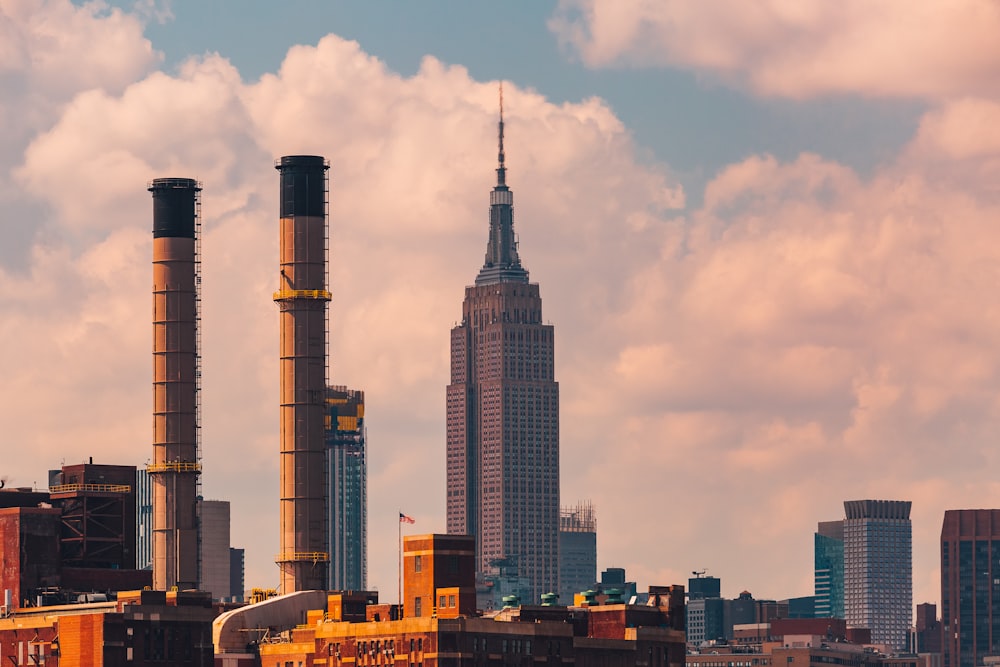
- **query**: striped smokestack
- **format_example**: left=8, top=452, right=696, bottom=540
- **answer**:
left=274, top=156, right=330, bottom=592
left=148, top=177, right=202, bottom=591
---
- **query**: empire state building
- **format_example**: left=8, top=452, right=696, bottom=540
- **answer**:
left=446, top=93, right=560, bottom=603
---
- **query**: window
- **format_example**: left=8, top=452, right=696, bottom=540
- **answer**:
left=414, top=597, right=422, bottom=616
left=449, top=595, right=456, bottom=607
left=440, top=595, right=447, bottom=608
left=414, top=555, right=422, bottom=572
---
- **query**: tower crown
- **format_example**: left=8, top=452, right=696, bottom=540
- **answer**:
left=476, top=82, right=528, bottom=286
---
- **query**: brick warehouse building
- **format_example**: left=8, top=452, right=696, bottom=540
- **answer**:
left=0, top=589, right=215, bottom=665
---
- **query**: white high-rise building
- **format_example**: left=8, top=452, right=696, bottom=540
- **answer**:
left=843, top=499, right=912, bottom=649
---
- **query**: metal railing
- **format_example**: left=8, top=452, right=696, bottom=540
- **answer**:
left=146, top=462, right=202, bottom=474
left=48, top=483, right=131, bottom=494
left=272, top=289, right=332, bottom=301
left=274, top=552, right=330, bottom=564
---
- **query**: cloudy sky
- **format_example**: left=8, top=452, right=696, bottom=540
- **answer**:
left=4, top=0, right=1000, bottom=609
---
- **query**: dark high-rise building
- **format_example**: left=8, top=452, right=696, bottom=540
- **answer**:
left=914, top=601, right=942, bottom=654
left=446, top=92, right=560, bottom=603
left=844, top=499, right=912, bottom=650
left=814, top=519, right=844, bottom=618
left=326, top=385, right=367, bottom=591
left=688, top=574, right=721, bottom=601
left=558, top=501, right=596, bottom=605
left=229, top=547, right=245, bottom=603
left=941, top=509, right=1000, bottom=667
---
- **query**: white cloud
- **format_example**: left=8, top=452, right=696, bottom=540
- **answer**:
left=549, top=0, right=1000, bottom=100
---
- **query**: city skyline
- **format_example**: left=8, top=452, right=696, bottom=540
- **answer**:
left=3, top=1, right=1000, bottom=606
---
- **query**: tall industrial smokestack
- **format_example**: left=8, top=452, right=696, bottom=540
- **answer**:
left=274, top=156, right=330, bottom=592
left=148, top=177, right=202, bottom=591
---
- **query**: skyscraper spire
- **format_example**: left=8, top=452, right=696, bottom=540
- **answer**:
left=497, top=82, right=506, bottom=188
left=476, top=81, right=528, bottom=286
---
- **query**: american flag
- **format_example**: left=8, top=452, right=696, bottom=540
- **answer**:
left=399, top=512, right=416, bottom=524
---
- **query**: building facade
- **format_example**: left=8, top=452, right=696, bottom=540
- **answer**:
left=559, top=502, right=596, bottom=605
left=252, top=533, right=686, bottom=667
left=843, top=499, right=912, bottom=650
left=135, top=467, right=153, bottom=570
left=446, top=99, right=560, bottom=602
left=198, top=499, right=231, bottom=601
left=327, top=385, right=367, bottom=591
left=941, top=509, right=1000, bottom=667
left=229, top=547, right=245, bottom=603
left=814, top=519, right=844, bottom=618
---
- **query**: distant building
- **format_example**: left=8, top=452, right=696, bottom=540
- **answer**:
left=326, top=385, right=367, bottom=591
left=476, top=557, right=531, bottom=612
left=688, top=597, right=725, bottom=647
left=198, top=499, right=231, bottom=601
left=814, top=519, right=844, bottom=618
left=558, top=501, right=596, bottom=605
left=913, top=602, right=941, bottom=655
left=229, top=548, right=245, bottom=603
left=844, top=499, right=912, bottom=650
left=598, top=567, right=637, bottom=603
left=688, top=575, right=721, bottom=600
left=784, top=595, right=816, bottom=619
left=135, top=467, right=153, bottom=570
left=941, top=509, right=1000, bottom=667
left=687, top=574, right=723, bottom=647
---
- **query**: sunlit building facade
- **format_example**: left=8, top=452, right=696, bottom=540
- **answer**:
left=446, top=99, right=560, bottom=602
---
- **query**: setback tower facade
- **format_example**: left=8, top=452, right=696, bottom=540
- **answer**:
left=148, top=177, right=202, bottom=591
left=843, top=499, right=912, bottom=650
left=446, top=93, right=560, bottom=603
left=274, top=155, right=331, bottom=592
left=326, top=385, right=367, bottom=591
left=814, top=519, right=844, bottom=618
left=941, top=509, right=1000, bottom=667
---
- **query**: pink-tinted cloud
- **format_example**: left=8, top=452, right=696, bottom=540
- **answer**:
left=9, top=1, right=1000, bottom=611
left=549, top=0, right=1000, bottom=99
left=5, top=24, right=684, bottom=592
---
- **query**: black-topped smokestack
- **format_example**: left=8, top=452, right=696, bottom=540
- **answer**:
left=276, top=155, right=328, bottom=218
left=149, top=178, right=200, bottom=238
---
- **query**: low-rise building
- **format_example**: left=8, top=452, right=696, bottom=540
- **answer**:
left=225, top=534, right=686, bottom=667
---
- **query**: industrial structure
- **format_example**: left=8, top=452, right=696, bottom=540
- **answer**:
left=148, top=177, right=203, bottom=591
left=326, top=385, right=367, bottom=591
left=446, top=89, right=560, bottom=603
left=274, top=155, right=331, bottom=592
left=0, top=462, right=153, bottom=611
left=47, top=463, right=137, bottom=570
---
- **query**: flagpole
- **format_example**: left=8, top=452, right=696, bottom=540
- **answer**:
left=398, top=511, right=402, bottom=610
